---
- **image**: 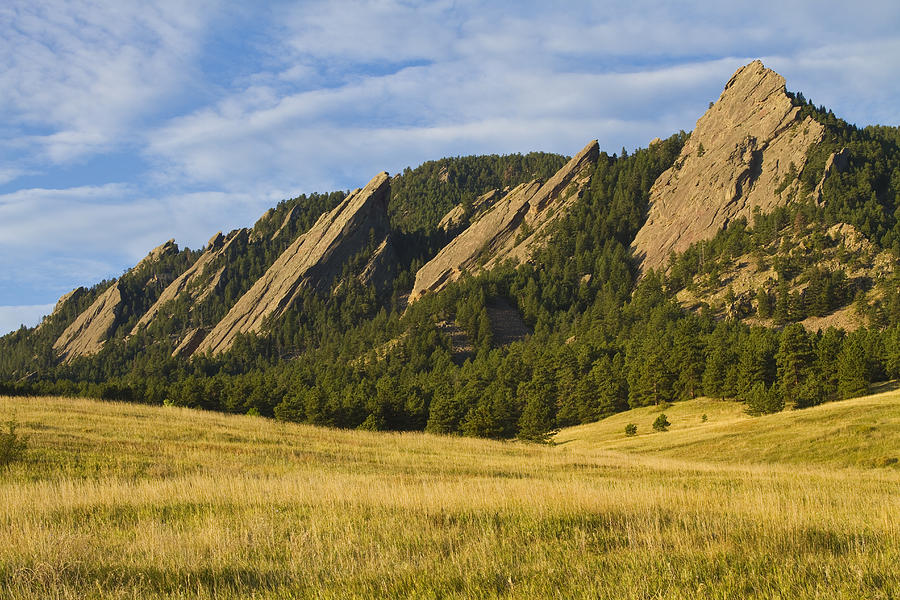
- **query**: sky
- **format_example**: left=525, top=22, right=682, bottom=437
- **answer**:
left=1, top=0, right=899, bottom=335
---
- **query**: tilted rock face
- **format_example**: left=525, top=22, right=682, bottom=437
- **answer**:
left=53, top=282, right=123, bottom=363
left=410, top=140, right=599, bottom=302
left=195, top=172, right=392, bottom=355
left=131, top=229, right=249, bottom=334
left=53, top=240, right=181, bottom=362
left=437, top=189, right=501, bottom=232
left=632, top=60, right=825, bottom=272
left=134, top=239, right=178, bottom=272
left=36, top=286, right=86, bottom=331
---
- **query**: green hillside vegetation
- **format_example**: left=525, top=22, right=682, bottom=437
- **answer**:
left=0, top=91, right=899, bottom=443
left=556, top=383, right=900, bottom=468
left=1, top=391, right=898, bottom=599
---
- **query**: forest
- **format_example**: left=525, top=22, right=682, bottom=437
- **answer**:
left=1, top=95, right=899, bottom=443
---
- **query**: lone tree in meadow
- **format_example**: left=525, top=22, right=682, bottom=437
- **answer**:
left=0, top=416, right=27, bottom=470
left=652, top=413, right=670, bottom=432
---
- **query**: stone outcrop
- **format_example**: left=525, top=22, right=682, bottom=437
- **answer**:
left=53, top=241, right=181, bottom=362
left=172, top=327, right=208, bottom=358
left=194, top=172, right=393, bottom=355
left=134, top=239, right=178, bottom=272
left=410, top=140, right=599, bottom=302
left=632, top=60, right=825, bottom=272
left=131, top=229, right=248, bottom=334
left=438, top=189, right=501, bottom=232
left=36, top=286, right=86, bottom=331
left=814, top=148, right=849, bottom=203
left=53, top=282, right=123, bottom=363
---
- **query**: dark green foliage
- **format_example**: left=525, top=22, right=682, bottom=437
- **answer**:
left=776, top=324, right=815, bottom=406
left=625, top=423, right=637, bottom=436
left=745, top=383, right=783, bottom=415
left=0, top=416, right=27, bottom=470
left=0, top=122, right=896, bottom=440
left=652, top=413, right=670, bottom=432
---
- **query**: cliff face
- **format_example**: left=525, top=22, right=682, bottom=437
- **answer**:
left=131, top=229, right=249, bottom=335
left=632, top=60, right=825, bottom=272
left=52, top=282, right=123, bottom=363
left=410, top=140, right=599, bottom=302
left=437, top=189, right=501, bottom=233
left=52, top=240, right=181, bottom=362
left=194, top=172, right=393, bottom=355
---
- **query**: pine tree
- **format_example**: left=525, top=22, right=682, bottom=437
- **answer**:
left=837, top=336, right=870, bottom=400
left=776, top=324, right=814, bottom=406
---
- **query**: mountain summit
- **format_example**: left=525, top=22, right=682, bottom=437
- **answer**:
left=632, top=60, right=825, bottom=271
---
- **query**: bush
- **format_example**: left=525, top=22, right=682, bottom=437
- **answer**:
left=652, top=413, right=670, bottom=432
left=0, top=416, right=27, bottom=470
left=625, top=423, right=637, bottom=436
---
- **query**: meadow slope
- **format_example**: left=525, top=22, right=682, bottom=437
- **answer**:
left=0, top=391, right=898, bottom=599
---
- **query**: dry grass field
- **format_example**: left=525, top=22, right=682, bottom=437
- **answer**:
left=0, top=389, right=898, bottom=599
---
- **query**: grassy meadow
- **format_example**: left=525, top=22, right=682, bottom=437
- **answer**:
left=0, top=390, right=898, bottom=599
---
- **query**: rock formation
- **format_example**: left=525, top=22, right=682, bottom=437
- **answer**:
left=438, top=189, right=501, bottom=232
left=36, top=286, right=86, bottom=331
left=194, top=172, right=393, bottom=355
left=632, top=60, right=825, bottom=272
left=131, top=229, right=248, bottom=335
left=410, top=140, right=599, bottom=302
left=53, top=240, right=180, bottom=362
left=53, top=282, right=122, bottom=363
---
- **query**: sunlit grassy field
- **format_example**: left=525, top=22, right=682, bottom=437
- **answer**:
left=1, top=389, right=898, bottom=599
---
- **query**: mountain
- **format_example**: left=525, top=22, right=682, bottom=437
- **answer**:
left=410, top=140, right=599, bottom=302
left=632, top=60, right=825, bottom=271
left=194, top=172, right=393, bottom=356
left=1, top=61, right=898, bottom=441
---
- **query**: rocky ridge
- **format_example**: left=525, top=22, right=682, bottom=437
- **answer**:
left=131, top=229, right=248, bottom=336
left=632, top=60, right=825, bottom=272
left=410, top=140, right=599, bottom=302
left=52, top=240, right=182, bottom=362
left=193, top=172, right=393, bottom=355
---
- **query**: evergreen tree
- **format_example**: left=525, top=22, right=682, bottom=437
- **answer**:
left=837, top=336, right=870, bottom=400
left=776, top=324, right=814, bottom=406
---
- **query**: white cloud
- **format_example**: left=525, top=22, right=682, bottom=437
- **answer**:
left=2, top=0, right=900, bottom=313
left=0, top=0, right=217, bottom=164
left=0, top=304, right=55, bottom=336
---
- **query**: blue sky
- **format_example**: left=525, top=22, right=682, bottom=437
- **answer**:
left=2, top=0, right=899, bottom=334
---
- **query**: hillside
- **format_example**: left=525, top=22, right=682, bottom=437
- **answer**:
left=1, top=392, right=898, bottom=598
left=1, top=60, right=899, bottom=442
left=556, top=384, right=900, bottom=468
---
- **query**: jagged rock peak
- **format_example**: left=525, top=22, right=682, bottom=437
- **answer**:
left=194, top=172, right=392, bottom=356
left=631, top=61, right=825, bottom=272
left=134, top=239, right=178, bottom=271
left=53, top=282, right=123, bottom=363
left=131, top=229, right=249, bottom=335
left=438, top=189, right=501, bottom=232
left=410, top=140, right=598, bottom=302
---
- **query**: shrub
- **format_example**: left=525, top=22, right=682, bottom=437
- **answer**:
left=625, top=423, right=637, bottom=436
left=0, top=416, right=27, bottom=470
left=652, top=413, right=670, bottom=432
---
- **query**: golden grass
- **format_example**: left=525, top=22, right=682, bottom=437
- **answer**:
left=0, top=392, right=898, bottom=599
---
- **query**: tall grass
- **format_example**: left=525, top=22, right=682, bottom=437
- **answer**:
left=0, top=393, right=898, bottom=599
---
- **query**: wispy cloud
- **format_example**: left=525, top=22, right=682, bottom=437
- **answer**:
left=2, top=0, right=899, bottom=314
left=0, top=0, right=217, bottom=165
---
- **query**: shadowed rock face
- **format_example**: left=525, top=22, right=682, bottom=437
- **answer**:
left=52, top=240, right=179, bottom=363
left=194, top=172, right=392, bottom=356
left=437, top=189, right=501, bottom=233
left=409, top=140, right=599, bottom=303
left=632, top=60, right=825, bottom=272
